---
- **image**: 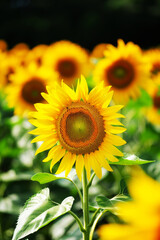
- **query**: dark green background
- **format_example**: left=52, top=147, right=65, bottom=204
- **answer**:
left=0, top=0, right=160, bottom=50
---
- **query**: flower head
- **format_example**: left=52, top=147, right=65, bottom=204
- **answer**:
left=93, top=39, right=151, bottom=104
left=6, top=63, right=59, bottom=117
left=145, top=81, right=160, bottom=125
left=43, top=40, right=91, bottom=86
left=29, top=76, right=126, bottom=180
left=98, top=168, right=160, bottom=240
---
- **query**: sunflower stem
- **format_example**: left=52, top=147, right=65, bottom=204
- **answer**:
left=69, top=211, right=85, bottom=233
left=82, top=168, right=90, bottom=240
left=87, top=172, right=96, bottom=188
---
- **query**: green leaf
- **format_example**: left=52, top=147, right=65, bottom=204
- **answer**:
left=12, top=188, right=74, bottom=240
left=31, top=172, right=73, bottom=184
left=96, top=194, right=130, bottom=210
left=108, top=153, right=154, bottom=165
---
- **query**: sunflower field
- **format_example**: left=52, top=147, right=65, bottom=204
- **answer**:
left=0, top=35, right=160, bottom=240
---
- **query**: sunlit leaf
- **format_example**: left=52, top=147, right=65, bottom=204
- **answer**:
left=96, top=194, right=130, bottom=210
left=31, top=172, right=73, bottom=184
left=108, top=153, right=154, bottom=165
left=12, top=188, right=74, bottom=240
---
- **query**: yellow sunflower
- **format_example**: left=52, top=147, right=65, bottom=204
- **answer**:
left=143, top=48, right=160, bottom=82
left=0, top=39, right=8, bottom=51
left=43, top=40, right=91, bottom=86
left=25, top=44, right=48, bottom=67
left=145, top=81, right=160, bottom=125
left=98, top=168, right=160, bottom=240
left=6, top=63, right=59, bottom=117
left=29, top=75, right=126, bottom=180
left=93, top=39, right=151, bottom=104
left=90, top=43, right=107, bottom=59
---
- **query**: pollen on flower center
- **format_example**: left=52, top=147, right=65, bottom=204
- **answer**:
left=107, top=59, right=134, bottom=89
left=21, top=78, right=46, bottom=104
left=56, top=58, right=77, bottom=78
left=57, top=102, right=105, bottom=154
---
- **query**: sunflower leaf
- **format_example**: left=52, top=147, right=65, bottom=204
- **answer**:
left=31, top=172, right=73, bottom=184
left=96, top=194, right=130, bottom=209
left=12, top=188, right=74, bottom=240
left=108, top=153, right=154, bottom=165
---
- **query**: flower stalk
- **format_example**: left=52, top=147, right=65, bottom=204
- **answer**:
left=82, top=168, right=90, bottom=240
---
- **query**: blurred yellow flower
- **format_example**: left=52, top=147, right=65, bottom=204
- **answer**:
left=29, top=76, right=126, bottom=180
left=146, top=81, right=160, bottom=125
left=0, top=39, right=8, bottom=51
left=143, top=48, right=160, bottom=82
left=93, top=39, right=151, bottom=104
left=90, top=43, right=107, bottom=59
left=6, top=63, right=59, bottom=117
left=43, top=40, right=91, bottom=86
left=98, top=168, right=160, bottom=240
left=25, top=44, right=48, bottom=67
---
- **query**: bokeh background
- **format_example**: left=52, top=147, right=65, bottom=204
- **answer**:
left=1, top=1, right=160, bottom=240
left=1, top=0, right=160, bottom=50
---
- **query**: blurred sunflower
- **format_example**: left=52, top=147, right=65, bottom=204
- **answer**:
left=0, top=39, right=8, bottom=51
left=43, top=40, right=91, bottom=86
left=90, top=43, right=107, bottom=59
left=98, top=168, right=160, bottom=240
left=25, top=44, right=48, bottom=67
left=29, top=76, right=126, bottom=180
left=93, top=39, right=151, bottom=104
left=146, top=81, right=160, bottom=125
left=6, top=63, right=59, bottom=117
left=143, top=48, right=160, bottom=82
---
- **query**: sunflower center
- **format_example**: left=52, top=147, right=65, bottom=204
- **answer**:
left=21, top=78, right=46, bottom=104
left=57, top=102, right=105, bottom=154
left=107, top=59, right=134, bottom=89
left=152, top=63, right=160, bottom=75
left=56, top=58, right=77, bottom=78
left=153, top=95, right=160, bottom=109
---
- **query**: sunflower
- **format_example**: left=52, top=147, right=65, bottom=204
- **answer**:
left=0, top=39, right=8, bottom=51
left=6, top=63, right=59, bottom=117
left=93, top=39, right=151, bottom=104
left=25, top=44, right=48, bottom=67
left=143, top=48, right=160, bottom=82
left=43, top=40, right=91, bottom=86
left=90, top=43, right=107, bottom=59
left=98, top=168, right=160, bottom=240
left=145, top=81, right=160, bottom=125
left=29, top=76, right=126, bottom=180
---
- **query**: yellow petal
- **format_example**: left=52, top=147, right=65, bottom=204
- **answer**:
left=65, top=153, right=76, bottom=177
left=90, top=152, right=102, bottom=179
left=84, top=154, right=91, bottom=180
left=76, top=154, right=84, bottom=181
left=56, top=152, right=71, bottom=174
left=50, top=147, right=66, bottom=172
left=35, top=138, right=57, bottom=155
left=107, top=134, right=126, bottom=146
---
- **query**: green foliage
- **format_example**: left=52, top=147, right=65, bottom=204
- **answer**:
left=31, top=172, right=74, bottom=184
left=12, top=188, right=74, bottom=240
left=109, top=153, right=154, bottom=165
left=96, top=194, right=130, bottom=210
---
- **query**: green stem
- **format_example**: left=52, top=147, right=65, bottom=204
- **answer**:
left=87, top=173, right=96, bottom=188
left=72, top=180, right=83, bottom=203
left=69, top=211, right=85, bottom=233
left=89, top=210, right=108, bottom=240
left=82, top=168, right=90, bottom=240
left=88, top=208, right=101, bottom=227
